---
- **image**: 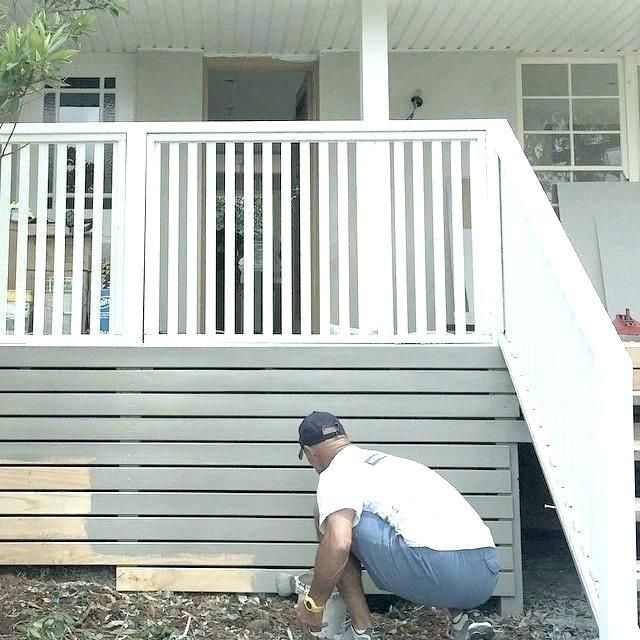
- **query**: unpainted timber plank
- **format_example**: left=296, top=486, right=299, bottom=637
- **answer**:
left=0, top=517, right=514, bottom=545
left=627, top=345, right=640, bottom=368
left=0, top=417, right=530, bottom=443
left=115, top=567, right=516, bottom=596
left=0, top=345, right=507, bottom=369
left=0, top=443, right=511, bottom=468
left=0, top=466, right=513, bottom=493
left=0, top=542, right=513, bottom=569
left=0, top=393, right=520, bottom=417
left=0, top=369, right=515, bottom=393
left=0, top=492, right=513, bottom=518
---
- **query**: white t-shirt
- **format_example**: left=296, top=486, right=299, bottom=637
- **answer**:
left=316, top=445, right=495, bottom=552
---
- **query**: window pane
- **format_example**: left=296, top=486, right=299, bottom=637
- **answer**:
left=573, top=171, right=623, bottom=182
left=60, top=93, right=100, bottom=107
left=59, top=93, right=100, bottom=123
left=63, top=77, right=100, bottom=89
left=104, top=77, right=116, bottom=89
left=535, top=171, right=571, bottom=205
left=522, top=64, right=568, bottom=96
left=103, top=93, right=116, bottom=122
left=572, top=98, right=620, bottom=131
left=574, top=134, right=621, bottom=166
left=524, top=134, right=570, bottom=166
left=43, top=93, right=56, bottom=123
left=523, top=99, right=570, bottom=130
left=571, top=64, right=618, bottom=96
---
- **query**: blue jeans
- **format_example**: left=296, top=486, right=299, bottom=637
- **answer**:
left=351, top=511, right=500, bottom=609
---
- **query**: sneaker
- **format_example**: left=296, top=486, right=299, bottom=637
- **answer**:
left=334, top=624, right=384, bottom=640
left=451, top=610, right=495, bottom=640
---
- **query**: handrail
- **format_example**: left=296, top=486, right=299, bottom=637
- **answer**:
left=486, top=120, right=638, bottom=640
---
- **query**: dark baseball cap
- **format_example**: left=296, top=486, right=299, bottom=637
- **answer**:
left=298, top=411, right=346, bottom=459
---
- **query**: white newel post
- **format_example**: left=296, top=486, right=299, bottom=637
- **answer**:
left=122, top=124, right=147, bottom=344
left=357, top=0, right=394, bottom=336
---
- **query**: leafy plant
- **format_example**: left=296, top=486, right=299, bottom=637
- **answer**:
left=15, top=611, right=76, bottom=640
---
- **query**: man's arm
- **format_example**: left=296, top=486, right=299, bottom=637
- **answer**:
left=308, top=508, right=355, bottom=605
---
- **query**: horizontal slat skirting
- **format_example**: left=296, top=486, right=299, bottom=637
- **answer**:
left=0, top=466, right=513, bottom=493
left=0, top=369, right=514, bottom=393
left=115, top=567, right=516, bottom=596
left=0, top=517, right=514, bottom=545
left=0, top=417, right=530, bottom=443
left=0, top=346, right=507, bottom=369
left=0, top=542, right=513, bottom=570
left=0, top=492, right=514, bottom=518
left=0, top=443, right=511, bottom=467
left=0, top=393, right=519, bottom=417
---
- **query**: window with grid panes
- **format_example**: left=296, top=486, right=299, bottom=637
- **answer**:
left=43, top=76, right=116, bottom=123
left=520, top=62, right=624, bottom=214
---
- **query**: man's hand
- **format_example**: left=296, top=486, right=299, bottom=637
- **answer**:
left=294, top=601, right=327, bottom=633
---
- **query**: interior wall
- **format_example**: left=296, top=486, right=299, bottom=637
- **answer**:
left=319, top=51, right=519, bottom=128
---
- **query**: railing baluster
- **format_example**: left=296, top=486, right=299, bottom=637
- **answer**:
left=318, top=142, right=330, bottom=336
left=280, top=142, right=292, bottom=336
left=412, top=141, right=427, bottom=336
left=167, top=142, right=180, bottom=336
left=243, top=142, right=255, bottom=336
left=33, top=144, right=49, bottom=336
left=71, top=143, right=86, bottom=336
left=393, top=141, right=408, bottom=336
left=14, top=146, right=30, bottom=337
left=205, top=142, right=217, bottom=335
left=299, top=142, right=311, bottom=337
left=144, top=141, right=161, bottom=338
left=0, top=152, right=11, bottom=336
left=186, top=142, right=199, bottom=336
left=337, top=141, right=350, bottom=335
left=431, top=141, right=446, bottom=336
left=89, top=144, right=105, bottom=335
left=261, top=143, right=273, bottom=336
left=450, top=140, right=466, bottom=335
left=52, top=144, right=66, bottom=335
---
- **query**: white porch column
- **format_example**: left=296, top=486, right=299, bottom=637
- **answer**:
left=357, top=0, right=394, bottom=336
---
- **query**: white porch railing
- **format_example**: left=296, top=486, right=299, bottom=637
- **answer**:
left=0, top=122, right=502, bottom=345
left=487, top=121, right=639, bottom=640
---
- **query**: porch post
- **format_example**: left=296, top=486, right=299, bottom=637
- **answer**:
left=357, top=0, right=394, bottom=336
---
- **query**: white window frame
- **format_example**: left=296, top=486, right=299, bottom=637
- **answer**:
left=516, top=56, right=630, bottom=181
left=43, top=76, right=117, bottom=123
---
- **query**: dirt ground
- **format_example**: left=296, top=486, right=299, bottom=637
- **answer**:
left=0, top=531, right=599, bottom=640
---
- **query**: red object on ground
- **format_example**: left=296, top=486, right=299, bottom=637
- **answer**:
left=613, top=309, right=640, bottom=336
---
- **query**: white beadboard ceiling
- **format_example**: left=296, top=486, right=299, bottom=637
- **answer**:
left=15, top=0, right=640, bottom=54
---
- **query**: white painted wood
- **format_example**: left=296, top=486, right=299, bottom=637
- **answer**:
left=336, top=141, right=350, bottom=335
left=205, top=143, right=217, bottom=335
left=412, top=141, right=427, bottom=335
left=360, top=0, right=389, bottom=121
left=431, top=141, right=446, bottom=336
left=450, top=140, right=466, bottom=335
left=280, top=142, right=292, bottom=336
left=167, top=143, right=180, bottom=336
left=186, top=143, right=198, bottom=335
left=144, top=141, right=161, bottom=338
left=261, top=143, right=273, bottom=336
left=0, top=152, right=11, bottom=336
left=243, top=142, right=254, bottom=336
left=299, top=142, right=311, bottom=336
left=224, top=142, right=236, bottom=336
left=71, top=144, right=86, bottom=336
left=33, top=145, right=49, bottom=337
left=89, top=144, right=105, bottom=336
left=14, top=146, right=30, bottom=337
left=110, top=139, right=127, bottom=337
left=393, top=141, right=408, bottom=335
left=52, top=144, right=67, bottom=336
left=318, top=142, right=330, bottom=335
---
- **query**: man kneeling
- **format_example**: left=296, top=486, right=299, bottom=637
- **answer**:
left=293, top=412, right=499, bottom=640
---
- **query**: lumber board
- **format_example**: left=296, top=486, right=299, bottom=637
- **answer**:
left=0, top=492, right=514, bottom=518
left=0, top=542, right=513, bottom=570
left=115, top=567, right=516, bottom=596
left=0, top=517, right=514, bottom=545
left=0, top=369, right=514, bottom=393
left=0, top=345, right=507, bottom=369
left=0, top=392, right=520, bottom=417
left=0, top=466, right=513, bottom=493
left=0, top=443, right=512, bottom=468
left=0, top=417, right=530, bottom=443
